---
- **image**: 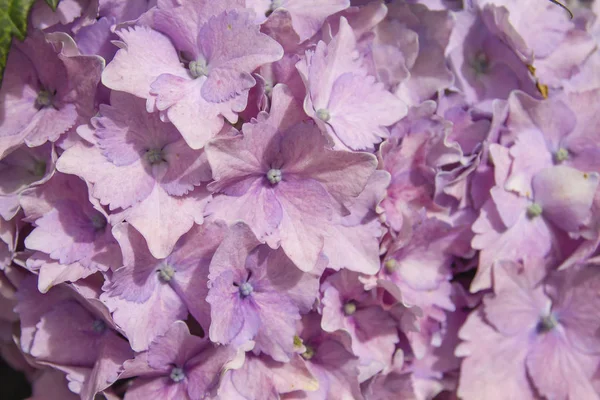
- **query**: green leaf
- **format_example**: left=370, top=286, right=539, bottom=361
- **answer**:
left=45, top=0, right=58, bottom=11
left=0, top=0, right=37, bottom=83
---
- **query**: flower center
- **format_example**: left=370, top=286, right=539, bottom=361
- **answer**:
left=92, top=319, right=107, bottom=333
left=343, top=301, right=357, bottom=316
left=31, top=160, right=46, bottom=177
left=301, top=344, right=315, bottom=360
left=264, top=81, right=273, bottom=95
left=90, top=212, right=107, bottom=231
left=316, top=108, right=330, bottom=122
left=35, top=89, right=54, bottom=109
left=145, top=148, right=165, bottom=165
left=239, top=282, right=254, bottom=298
left=266, top=0, right=282, bottom=16
left=536, top=314, right=558, bottom=334
left=555, top=148, right=569, bottom=163
left=158, top=264, right=176, bottom=283
left=384, top=259, right=398, bottom=274
left=472, top=51, right=490, bottom=75
left=170, top=367, right=185, bottom=383
left=266, top=169, right=282, bottom=185
left=189, top=58, right=208, bottom=78
left=527, top=203, right=543, bottom=218
left=293, top=335, right=303, bottom=348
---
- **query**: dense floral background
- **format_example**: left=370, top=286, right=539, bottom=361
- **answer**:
left=1, top=0, right=600, bottom=399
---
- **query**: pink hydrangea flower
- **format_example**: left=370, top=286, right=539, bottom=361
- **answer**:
left=298, top=17, right=408, bottom=151
left=205, top=84, right=377, bottom=271
left=457, top=261, right=600, bottom=400
left=4, top=1, right=600, bottom=398
left=0, top=143, right=55, bottom=220
left=121, top=321, right=240, bottom=400
left=101, top=221, right=227, bottom=351
left=248, top=0, right=351, bottom=43
left=57, top=91, right=211, bottom=258
left=321, top=269, right=399, bottom=380
left=207, top=222, right=320, bottom=361
left=102, top=0, right=283, bottom=149
left=0, top=32, right=103, bottom=158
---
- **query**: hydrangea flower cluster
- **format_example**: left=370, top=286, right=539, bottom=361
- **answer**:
left=2, top=0, right=600, bottom=399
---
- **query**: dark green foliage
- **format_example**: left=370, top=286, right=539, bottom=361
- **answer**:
left=0, top=0, right=37, bottom=82
left=45, top=0, right=58, bottom=10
